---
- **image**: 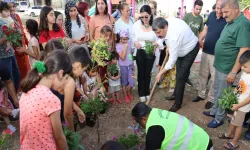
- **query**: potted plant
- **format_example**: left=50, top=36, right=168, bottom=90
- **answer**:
left=114, top=133, right=142, bottom=149
left=219, top=87, right=238, bottom=114
left=144, top=41, right=155, bottom=59
left=107, top=63, right=118, bottom=77
left=63, top=125, right=85, bottom=150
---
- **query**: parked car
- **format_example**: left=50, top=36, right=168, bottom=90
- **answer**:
left=25, top=6, right=42, bottom=17
left=15, top=1, right=28, bottom=12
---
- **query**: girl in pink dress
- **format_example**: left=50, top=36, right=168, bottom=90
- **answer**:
left=0, top=81, right=19, bottom=133
left=19, top=50, right=71, bottom=150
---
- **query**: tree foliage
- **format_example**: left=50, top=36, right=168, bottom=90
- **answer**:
left=239, top=0, right=250, bottom=10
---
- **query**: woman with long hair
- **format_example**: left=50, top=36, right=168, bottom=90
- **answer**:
left=132, top=5, right=159, bottom=102
left=7, top=0, right=30, bottom=82
left=39, top=6, right=65, bottom=49
left=89, top=0, right=115, bottom=44
left=65, top=1, right=87, bottom=45
left=77, top=2, right=90, bottom=42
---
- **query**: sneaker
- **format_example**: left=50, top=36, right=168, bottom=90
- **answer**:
left=117, top=100, right=122, bottom=104
left=168, top=88, right=174, bottom=93
left=127, top=94, right=134, bottom=101
left=140, top=97, right=146, bottom=102
left=186, top=79, right=193, bottom=86
left=7, top=125, right=16, bottom=133
left=124, top=96, right=130, bottom=104
left=207, top=119, right=224, bottom=128
left=11, top=109, right=20, bottom=118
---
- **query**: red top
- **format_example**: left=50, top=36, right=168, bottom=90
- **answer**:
left=39, top=28, right=65, bottom=44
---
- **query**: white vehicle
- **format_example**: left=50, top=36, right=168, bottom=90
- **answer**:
left=25, top=6, right=42, bottom=17
left=16, top=1, right=28, bottom=12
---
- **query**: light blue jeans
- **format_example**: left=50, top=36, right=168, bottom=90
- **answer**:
left=210, top=69, right=231, bottom=122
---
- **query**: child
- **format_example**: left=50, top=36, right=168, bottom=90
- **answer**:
left=0, top=81, right=19, bottom=133
left=116, top=29, right=134, bottom=103
left=0, top=1, right=14, bottom=51
left=99, top=25, right=113, bottom=91
left=16, top=19, right=40, bottom=68
left=218, top=51, right=250, bottom=150
left=81, top=65, right=107, bottom=101
left=0, top=1, right=14, bottom=27
left=107, top=51, right=121, bottom=104
left=20, top=50, right=70, bottom=149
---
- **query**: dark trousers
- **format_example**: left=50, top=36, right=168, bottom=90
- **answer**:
left=173, top=43, right=199, bottom=105
left=136, top=49, right=155, bottom=97
left=0, top=56, right=20, bottom=108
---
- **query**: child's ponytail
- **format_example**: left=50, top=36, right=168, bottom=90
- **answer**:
left=21, top=61, right=47, bottom=93
left=116, top=33, right=120, bottom=43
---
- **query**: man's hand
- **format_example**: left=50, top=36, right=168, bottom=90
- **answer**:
left=155, top=72, right=162, bottom=83
left=227, top=73, right=236, bottom=84
left=199, top=40, right=204, bottom=49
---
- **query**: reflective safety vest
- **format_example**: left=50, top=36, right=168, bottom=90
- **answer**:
left=146, top=108, right=209, bottom=150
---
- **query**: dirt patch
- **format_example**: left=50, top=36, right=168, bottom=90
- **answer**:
left=1, top=63, right=250, bottom=150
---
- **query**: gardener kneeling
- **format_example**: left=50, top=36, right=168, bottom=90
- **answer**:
left=132, top=102, right=213, bottom=150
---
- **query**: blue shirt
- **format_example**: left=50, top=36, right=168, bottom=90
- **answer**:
left=203, top=11, right=227, bottom=55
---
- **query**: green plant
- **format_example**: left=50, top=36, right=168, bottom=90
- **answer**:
left=58, top=38, right=67, bottom=48
left=144, top=41, right=154, bottom=55
left=107, top=63, right=118, bottom=76
left=0, top=129, right=12, bottom=149
left=117, top=133, right=141, bottom=149
left=91, top=38, right=111, bottom=67
left=63, top=126, right=85, bottom=150
left=80, top=97, right=107, bottom=114
left=219, top=87, right=238, bottom=110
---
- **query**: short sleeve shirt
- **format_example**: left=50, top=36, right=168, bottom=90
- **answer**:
left=236, top=72, right=250, bottom=112
left=203, top=11, right=227, bottom=55
left=20, top=85, right=61, bottom=150
left=39, top=28, right=65, bottom=44
left=89, top=15, right=114, bottom=41
left=214, top=14, right=250, bottom=74
left=114, top=17, right=134, bottom=44
left=183, top=12, right=204, bottom=37
left=116, top=42, right=133, bottom=66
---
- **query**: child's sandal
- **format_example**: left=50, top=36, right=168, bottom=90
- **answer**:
left=117, top=100, right=122, bottom=104
left=218, top=133, right=234, bottom=139
left=223, top=142, right=239, bottom=150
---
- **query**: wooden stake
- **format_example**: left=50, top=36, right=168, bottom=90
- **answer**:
left=146, top=49, right=169, bottom=105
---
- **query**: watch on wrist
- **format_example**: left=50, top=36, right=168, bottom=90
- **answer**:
left=231, top=72, right=237, bottom=76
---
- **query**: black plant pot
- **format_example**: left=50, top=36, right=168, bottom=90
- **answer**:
left=146, top=53, right=154, bottom=59
left=85, top=112, right=97, bottom=127
left=225, top=108, right=234, bottom=115
left=111, top=71, right=118, bottom=77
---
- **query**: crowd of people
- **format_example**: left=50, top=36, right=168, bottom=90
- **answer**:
left=0, top=0, right=250, bottom=149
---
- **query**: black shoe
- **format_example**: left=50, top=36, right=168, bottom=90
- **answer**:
left=0, top=116, right=19, bottom=123
left=192, top=96, right=204, bottom=102
left=186, top=79, right=193, bottom=86
left=169, top=103, right=181, bottom=112
left=205, top=101, right=213, bottom=109
left=165, top=95, right=175, bottom=101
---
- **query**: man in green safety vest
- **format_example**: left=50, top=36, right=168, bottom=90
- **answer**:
left=132, top=102, right=213, bottom=150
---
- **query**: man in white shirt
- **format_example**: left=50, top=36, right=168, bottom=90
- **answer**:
left=153, top=17, right=199, bottom=112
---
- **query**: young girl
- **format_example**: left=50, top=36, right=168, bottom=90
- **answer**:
left=98, top=25, right=113, bottom=91
left=116, top=29, right=134, bottom=103
left=0, top=81, right=19, bottom=133
left=81, top=65, right=106, bottom=100
left=107, top=51, right=121, bottom=104
left=20, top=50, right=70, bottom=149
left=39, top=6, right=65, bottom=49
left=16, top=19, right=40, bottom=68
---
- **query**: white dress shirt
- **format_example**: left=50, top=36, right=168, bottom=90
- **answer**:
left=157, top=17, right=198, bottom=71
